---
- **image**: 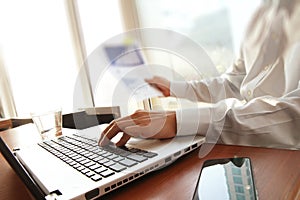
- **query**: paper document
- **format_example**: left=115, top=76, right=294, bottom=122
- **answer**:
left=108, top=65, right=162, bottom=101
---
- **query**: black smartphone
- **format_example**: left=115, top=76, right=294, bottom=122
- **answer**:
left=192, top=157, right=258, bottom=200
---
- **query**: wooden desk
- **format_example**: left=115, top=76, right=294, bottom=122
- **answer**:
left=1, top=124, right=299, bottom=200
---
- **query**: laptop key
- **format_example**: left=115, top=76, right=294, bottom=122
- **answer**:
left=109, top=163, right=126, bottom=172
left=84, top=161, right=96, bottom=168
left=89, top=154, right=98, bottom=160
left=81, top=168, right=90, bottom=174
left=142, top=152, right=158, bottom=158
left=76, top=149, right=85, bottom=154
left=80, top=159, right=90, bottom=165
left=127, top=148, right=140, bottom=153
left=77, top=165, right=85, bottom=171
left=91, top=174, right=102, bottom=181
left=101, top=152, right=113, bottom=157
left=73, top=163, right=82, bottom=169
left=83, top=152, right=94, bottom=157
left=92, top=155, right=103, bottom=162
left=119, top=158, right=137, bottom=167
left=100, top=169, right=115, bottom=178
left=89, top=163, right=101, bottom=170
left=127, top=154, right=147, bottom=162
left=103, top=160, right=116, bottom=167
left=106, top=154, right=118, bottom=160
left=113, top=156, right=125, bottom=162
left=64, top=158, right=73, bottom=164
left=75, top=157, right=85, bottom=162
left=71, top=154, right=81, bottom=160
left=98, top=157, right=109, bottom=164
left=85, top=171, right=95, bottom=177
left=94, top=166, right=107, bottom=173
left=69, top=161, right=78, bottom=166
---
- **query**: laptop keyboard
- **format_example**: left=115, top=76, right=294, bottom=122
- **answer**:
left=38, top=134, right=157, bottom=182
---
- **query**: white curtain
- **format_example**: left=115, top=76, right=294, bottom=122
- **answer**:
left=0, top=51, right=17, bottom=118
left=0, top=0, right=135, bottom=118
left=119, top=0, right=140, bottom=31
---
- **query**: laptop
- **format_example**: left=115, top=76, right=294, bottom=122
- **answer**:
left=0, top=125, right=205, bottom=200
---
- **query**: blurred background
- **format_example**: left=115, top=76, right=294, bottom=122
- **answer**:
left=0, top=0, right=261, bottom=118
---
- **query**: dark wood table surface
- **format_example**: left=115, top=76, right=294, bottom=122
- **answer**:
left=1, top=124, right=299, bottom=200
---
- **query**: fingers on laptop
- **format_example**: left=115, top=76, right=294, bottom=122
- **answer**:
left=99, top=110, right=176, bottom=146
left=115, top=133, right=131, bottom=147
left=124, top=114, right=175, bottom=139
left=98, top=111, right=149, bottom=146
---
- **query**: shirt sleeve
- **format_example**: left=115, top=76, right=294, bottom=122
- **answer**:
left=176, top=89, right=300, bottom=149
left=174, top=3, right=300, bottom=149
left=170, top=52, right=246, bottom=103
left=173, top=46, right=247, bottom=137
left=169, top=5, right=264, bottom=103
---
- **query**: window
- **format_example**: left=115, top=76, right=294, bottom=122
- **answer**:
left=0, top=0, right=78, bottom=116
left=76, top=0, right=123, bottom=56
left=236, top=194, right=246, bottom=200
left=0, top=0, right=123, bottom=117
left=0, top=0, right=262, bottom=117
left=135, top=0, right=261, bottom=75
left=235, top=185, right=245, bottom=193
left=75, top=0, right=130, bottom=114
left=232, top=167, right=242, bottom=175
left=233, top=176, right=243, bottom=184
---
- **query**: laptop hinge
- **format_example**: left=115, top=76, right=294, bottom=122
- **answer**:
left=45, top=190, right=62, bottom=200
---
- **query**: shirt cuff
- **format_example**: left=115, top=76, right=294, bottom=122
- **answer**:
left=170, top=81, right=189, bottom=98
left=176, top=106, right=211, bottom=136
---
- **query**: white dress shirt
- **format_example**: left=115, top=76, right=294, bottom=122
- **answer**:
left=171, top=0, right=300, bottom=149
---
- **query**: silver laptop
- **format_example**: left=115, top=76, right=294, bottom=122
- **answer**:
left=0, top=125, right=205, bottom=200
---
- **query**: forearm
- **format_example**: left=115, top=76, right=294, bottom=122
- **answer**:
left=170, top=76, right=243, bottom=103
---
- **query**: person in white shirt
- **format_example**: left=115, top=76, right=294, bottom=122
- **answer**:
left=99, top=0, right=300, bottom=149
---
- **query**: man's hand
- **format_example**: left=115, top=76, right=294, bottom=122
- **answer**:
left=99, top=110, right=177, bottom=146
left=145, top=76, right=171, bottom=97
